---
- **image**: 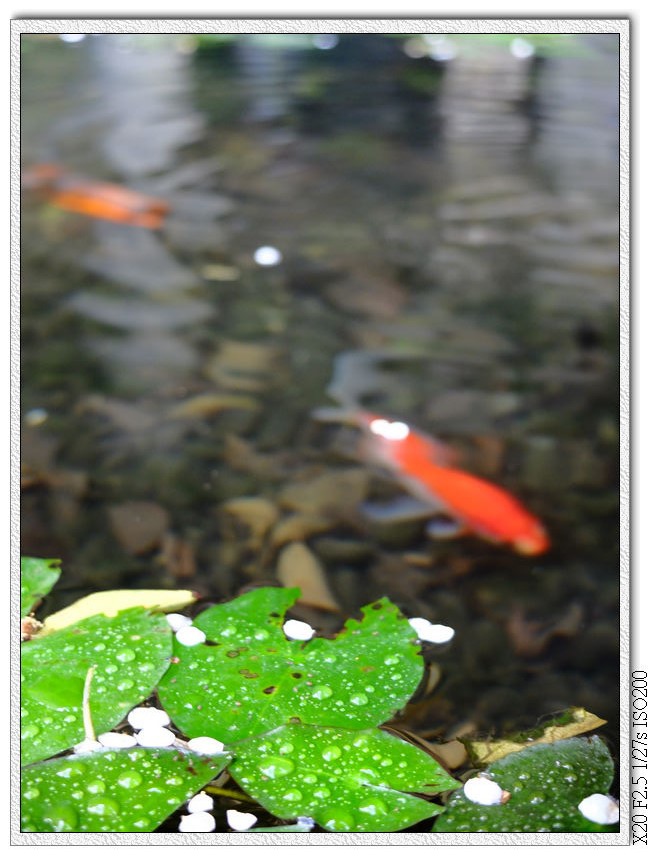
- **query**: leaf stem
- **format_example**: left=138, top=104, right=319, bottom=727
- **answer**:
left=203, top=785, right=255, bottom=803
left=82, top=665, right=98, bottom=741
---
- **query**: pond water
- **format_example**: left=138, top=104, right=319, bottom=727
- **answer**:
left=20, top=33, right=620, bottom=774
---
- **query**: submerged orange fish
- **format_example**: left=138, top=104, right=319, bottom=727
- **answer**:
left=22, top=164, right=169, bottom=229
left=314, top=407, right=549, bottom=556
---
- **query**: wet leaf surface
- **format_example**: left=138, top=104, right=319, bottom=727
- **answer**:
left=20, top=35, right=621, bottom=821
left=157, top=587, right=424, bottom=741
left=433, top=736, right=616, bottom=832
left=231, top=723, right=458, bottom=832
left=21, top=556, right=61, bottom=617
left=21, top=746, right=229, bottom=832
left=21, top=608, right=172, bottom=766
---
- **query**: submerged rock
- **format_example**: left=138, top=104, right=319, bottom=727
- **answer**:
left=204, top=339, right=286, bottom=392
left=269, top=513, right=335, bottom=549
left=169, top=392, right=260, bottom=419
left=312, top=536, right=374, bottom=564
left=276, top=541, right=340, bottom=612
left=278, top=467, right=370, bottom=518
left=107, top=500, right=170, bottom=555
left=220, top=496, right=279, bottom=551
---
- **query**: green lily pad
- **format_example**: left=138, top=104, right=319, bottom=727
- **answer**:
left=21, top=557, right=61, bottom=617
left=433, top=736, right=617, bottom=833
left=21, top=747, right=230, bottom=832
left=157, top=588, right=424, bottom=741
left=21, top=608, right=172, bottom=766
left=231, top=723, right=459, bottom=832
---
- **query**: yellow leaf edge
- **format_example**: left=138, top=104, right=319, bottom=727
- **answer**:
left=463, top=708, right=608, bottom=765
left=37, top=589, right=199, bottom=636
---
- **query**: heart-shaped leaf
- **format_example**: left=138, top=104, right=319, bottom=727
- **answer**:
left=230, top=723, right=459, bottom=832
left=433, top=736, right=617, bottom=832
left=21, top=608, right=172, bottom=766
left=21, top=557, right=61, bottom=617
left=157, top=588, right=424, bottom=741
left=21, top=747, right=229, bottom=832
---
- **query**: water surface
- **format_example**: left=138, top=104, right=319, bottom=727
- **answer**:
left=20, top=33, right=620, bottom=765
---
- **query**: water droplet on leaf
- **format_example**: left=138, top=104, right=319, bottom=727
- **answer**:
left=44, top=803, right=79, bottom=831
left=86, top=795, right=120, bottom=817
left=321, top=806, right=356, bottom=831
left=282, top=789, right=303, bottom=802
left=21, top=723, right=40, bottom=740
left=322, top=746, right=342, bottom=762
left=117, top=770, right=143, bottom=789
left=258, top=756, right=295, bottom=779
left=359, top=797, right=388, bottom=817
left=312, top=685, right=333, bottom=700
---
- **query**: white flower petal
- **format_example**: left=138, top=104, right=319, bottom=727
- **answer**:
left=127, top=706, right=170, bottom=730
left=187, top=736, right=226, bottom=755
left=179, top=811, right=216, bottom=832
left=408, top=617, right=455, bottom=644
left=73, top=738, right=104, bottom=754
left=176, top=625, right=206, bottom=646
left=283, top=619, right=315, bottom=641
left=227, top=809, right=258, bottom=831
left=578, top=793, right=619, bottom=825
left=135, top=726, right=176, bottom=748
left=166, top=613, right=194, bottom=632
left=187, top=792, right=214, bottom=813
left=96, top=732, right=137, bottom=749
left=463, top=776, right=505, bottom=806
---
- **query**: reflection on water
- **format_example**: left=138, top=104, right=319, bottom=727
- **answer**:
left=20, top=33, right=620, bottom=766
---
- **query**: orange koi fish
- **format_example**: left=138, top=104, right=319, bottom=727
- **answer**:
left=22, top=164, right=169, bottom=229
left=313, top=407, right=549, bottom=556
